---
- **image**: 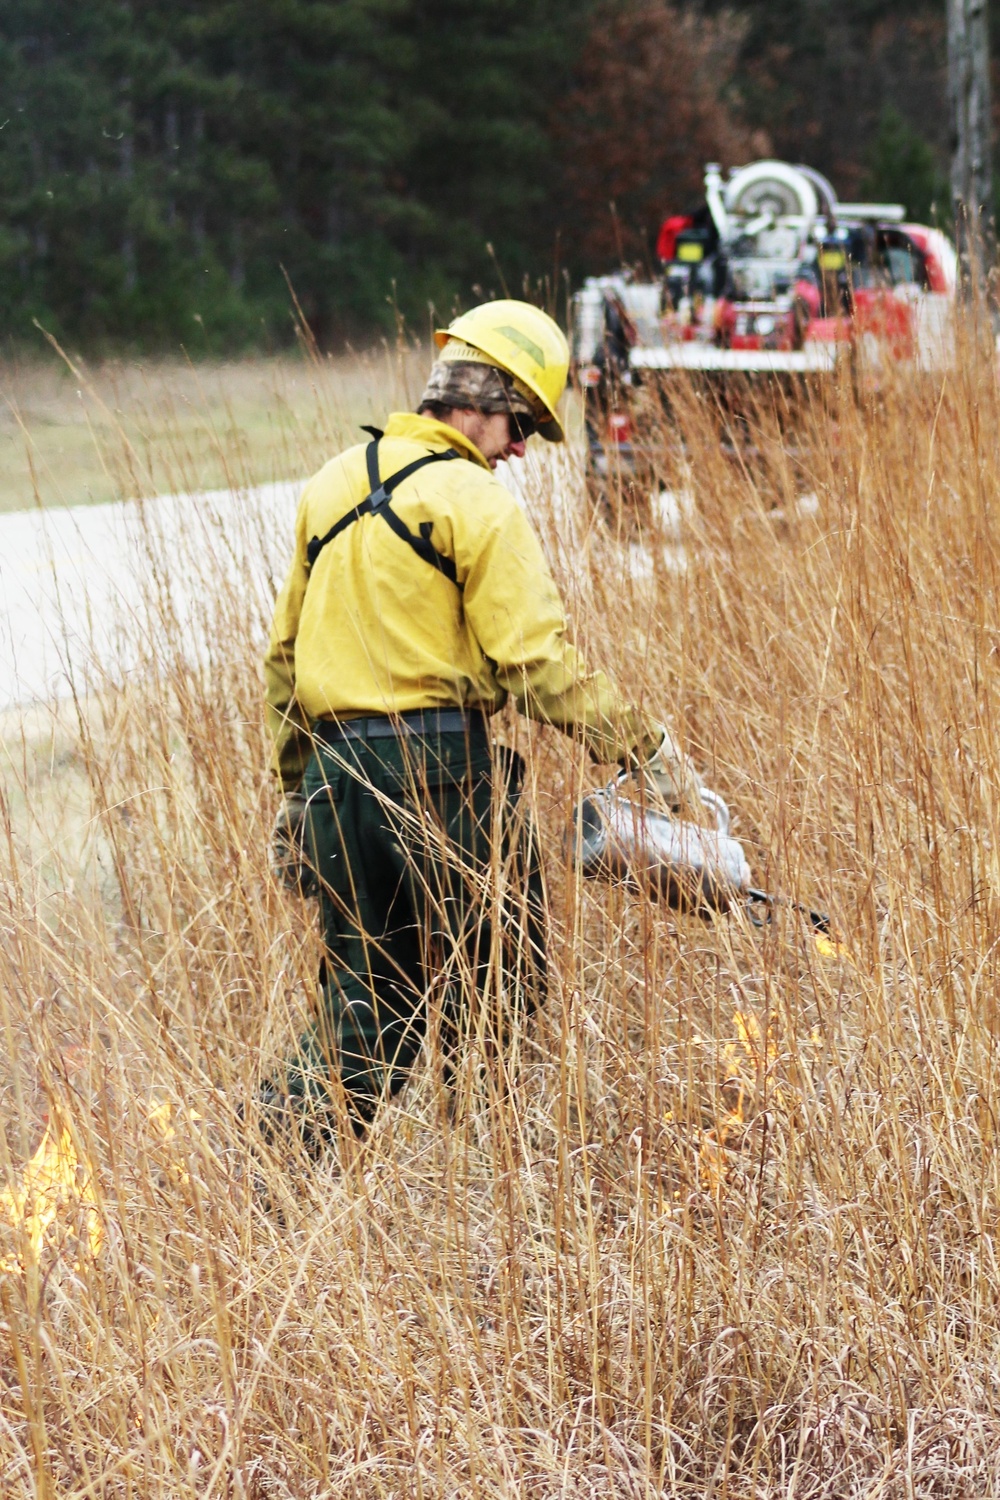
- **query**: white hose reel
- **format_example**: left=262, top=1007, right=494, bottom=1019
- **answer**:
left=724, top=161, right=820, bottom=223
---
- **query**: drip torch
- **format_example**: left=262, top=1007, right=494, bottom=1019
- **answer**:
left=574, top=774, right=830, bottom=934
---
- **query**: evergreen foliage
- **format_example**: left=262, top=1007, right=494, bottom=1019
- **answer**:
left=860, top=106, right=948, bottom=225
left=0, top=0, right=958, bottom=348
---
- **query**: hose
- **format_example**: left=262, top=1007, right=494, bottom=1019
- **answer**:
left=744, top=888, right=831, bottom=935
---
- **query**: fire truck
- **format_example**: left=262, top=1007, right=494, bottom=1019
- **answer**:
left=572, top=160, right=957, bottom=477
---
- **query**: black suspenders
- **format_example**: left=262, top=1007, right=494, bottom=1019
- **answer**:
left=306, top=426, right=462, bottom=586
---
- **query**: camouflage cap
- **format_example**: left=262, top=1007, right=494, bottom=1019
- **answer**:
left=419, top=347, right=546, bottom=422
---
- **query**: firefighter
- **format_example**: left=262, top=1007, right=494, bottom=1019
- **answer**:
left=262, top=299, right=703, bottom=1150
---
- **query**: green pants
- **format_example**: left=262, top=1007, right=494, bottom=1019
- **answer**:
left=279, top=724, right=545, bottom=1136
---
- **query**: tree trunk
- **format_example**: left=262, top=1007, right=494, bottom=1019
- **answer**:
left=948, top=0, right=993, bottom=289
left=119, top=77, right=137, bottom=295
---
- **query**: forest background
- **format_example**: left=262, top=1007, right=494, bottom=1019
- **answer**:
left=0, top=0, right=981, bottom=350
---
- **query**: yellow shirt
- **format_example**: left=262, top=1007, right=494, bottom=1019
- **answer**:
left=264, top=412, right=659, bottom=788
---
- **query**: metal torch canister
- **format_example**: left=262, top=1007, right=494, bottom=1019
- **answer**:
left=573, top=779, right=752, bottom=914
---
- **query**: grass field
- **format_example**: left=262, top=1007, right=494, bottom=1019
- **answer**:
left=2, top=340, right=1000, bottom=1497
left=0, top=345, right=428, bottom=511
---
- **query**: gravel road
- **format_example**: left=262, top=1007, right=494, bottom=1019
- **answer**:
left=0, top=482, right=300, bottom=711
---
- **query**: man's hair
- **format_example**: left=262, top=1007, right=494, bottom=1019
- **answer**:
left=417, top=400, right=466, bottom=423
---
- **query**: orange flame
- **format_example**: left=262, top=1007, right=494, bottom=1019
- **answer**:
left=814, top=933, right=849, bottom=961
left=699, top=1009, right=780, bottom=1195
left=0, top=1115, right=103, bottom=1272
left=0, top=1098, right=207, bottom=1274
left=698, top=1083, right=746, bottom=1197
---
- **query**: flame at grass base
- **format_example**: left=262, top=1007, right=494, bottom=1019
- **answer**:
left=0, top=1099, right=204, bottom=1275
left=698, top=1010, right=781, bottom=1196
left=0, top=1116, right=103, bottom=1273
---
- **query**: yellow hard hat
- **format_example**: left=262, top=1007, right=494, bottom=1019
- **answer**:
left=434, top=300, right=569, bottom=442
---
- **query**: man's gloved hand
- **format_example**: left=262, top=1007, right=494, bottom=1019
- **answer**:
left=270, top=789, right=312, bottom=892
left=643, top=726, right=706, bottom=820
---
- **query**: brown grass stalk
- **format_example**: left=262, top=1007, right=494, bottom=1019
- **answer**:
left=1, top=337, right=999, bottom=1495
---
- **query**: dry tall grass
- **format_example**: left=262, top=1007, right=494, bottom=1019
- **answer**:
left=2, top=335, right=1000, bottom=1497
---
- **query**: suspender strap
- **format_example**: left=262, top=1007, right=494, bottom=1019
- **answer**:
left=306, top=429, right=461, bottom=584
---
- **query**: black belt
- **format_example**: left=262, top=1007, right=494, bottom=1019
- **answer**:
left=315, top=708, right=488, bottom=743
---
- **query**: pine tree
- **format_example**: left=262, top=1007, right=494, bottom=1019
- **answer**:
left=0, top=0, right=153, bottom=339
left=171, top=0, right=413, bottom=339
left=2, top=0, right=958, bottom=349
left=391, top=0, right=583, bottom=307
left=0, top=0, right=418, bottom=344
